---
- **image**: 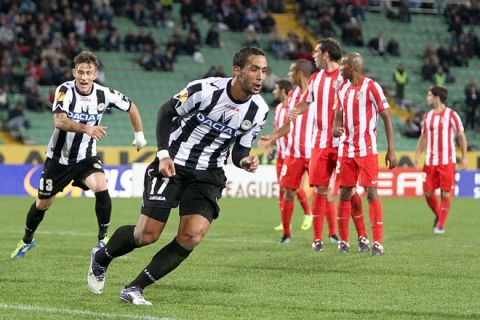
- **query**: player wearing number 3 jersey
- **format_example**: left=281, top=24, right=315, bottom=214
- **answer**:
left=87, top=47, right=269, bottom=305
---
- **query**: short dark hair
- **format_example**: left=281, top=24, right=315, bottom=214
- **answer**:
left=430, top=86, right=448, bottom=103
left=318, top=38, right=342, bottom=61
left=276, top=79, right=292, bottom=93
left=233, top=47, right=265, bottom=68
left=294, top=59, right=314, bottom=78
left=74, top=51, right=100, bottom=68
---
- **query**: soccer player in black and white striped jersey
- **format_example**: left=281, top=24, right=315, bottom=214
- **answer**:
left=88, top=47, right=269, bottom=305
left=11, top=51, right=147, bottom=259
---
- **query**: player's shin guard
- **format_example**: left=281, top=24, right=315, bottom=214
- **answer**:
left=337, top=201, right=351, bottom=242
left=425, top=195, right=440, bottom=218
left=350, top=193, right=367, bottom=238
left=296, top=189, right=311, bottom=215
left=281, top=199, right=294, bottom=237
left=312, top=193, right=326, bottom=240
left=23, top=202, right=47, bottom=244
left=438, top=196, right=451, bottom=228
left=128, top=238, right=192, bottom=289
left=95, top=225, right=139, bottom=267
left=95, top=190, right=111, bottom=240
left=326, top=201, right=337, bottom=236
left=368, top=200, right=383, bottom=244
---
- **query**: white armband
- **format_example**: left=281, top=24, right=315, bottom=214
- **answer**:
left=157, top=149, right=170, bottom=160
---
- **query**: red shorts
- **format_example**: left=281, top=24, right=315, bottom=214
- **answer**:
left=309, top=147, right=338, bottom=186
left=423, top=164, right=455, bottom=192
left=279, top=156, right=310, bottom=189
left=336, top=154, right=378, bottom=188
left=276, top=157, right=284, bottom=180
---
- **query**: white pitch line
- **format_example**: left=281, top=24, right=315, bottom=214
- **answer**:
left=0, top=303, right=172, bottom=320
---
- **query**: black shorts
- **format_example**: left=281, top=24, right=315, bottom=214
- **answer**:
left=37, top=156, right=105, bottom=199
left=141, top=160, right=226, bottom=223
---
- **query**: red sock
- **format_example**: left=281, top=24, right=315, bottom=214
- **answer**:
left=326, top=201, right=337, bottom=236
left=437, top=196, right=451, bottom=228
left=368, top=200, right=383, bottom=244
left=425, top=195, right=440, bottom=218
left=278, top=189, right=285, bottom=212
left=350, top=193, right=367, bottom=238
left=281, top=200, right=294, bottom=237
left=312, top=193, right=326, bottom=240
left=296, top=189, right=311, bottom=215
left=337, top=201, right=351, bottom=243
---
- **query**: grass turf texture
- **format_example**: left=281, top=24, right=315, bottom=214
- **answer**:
left=0, top=196, right=479, bottom=319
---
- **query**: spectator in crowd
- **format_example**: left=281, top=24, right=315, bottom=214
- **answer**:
left=368, top=32, right=386, bottom=57
left=465, top=77, right=479, bottom=130
left=402, top=112, right=422, bottom=138
left=243, top=25, right=260, bottom=47
left=205, top=24, right=222, bottom=48
left=25, top=86, right=49, bottom=112
left=393, top=63, right=408, bottom=103
left=180, top=0, right=194, bottom=30
left=387, top=36, right=401, bottom=56
left=433, top=66, right=446, bottom=86
left=6, top=101, right=31, bottom=144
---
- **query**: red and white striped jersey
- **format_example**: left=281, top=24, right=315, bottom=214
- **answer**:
left=304, top=69, right=342, bottom=149
left=285, top=86, right=315, bottom=159
left=273, top=102, right=288, bottom=160
left=422, top=107, right=464, bottom=166
left=336, top=76, right=389, bottom=158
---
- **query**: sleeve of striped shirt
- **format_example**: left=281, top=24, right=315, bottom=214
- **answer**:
left=172, top=80, right=203, bottom=116
left=303, top=75, right=315, bottom=103
left=421, top=113, right=427, bottom=133
left=450, top=110, right=464, bottom=133
left=369, top=81, right=389, bottom=112
left=107, top=89, right=131, bottom=111
left=52, top=85, right=71, bottom=114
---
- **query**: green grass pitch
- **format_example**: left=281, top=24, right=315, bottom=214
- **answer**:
left=0, top=196, right=479, bottom=319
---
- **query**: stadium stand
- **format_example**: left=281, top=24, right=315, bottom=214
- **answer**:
left=1, top=1, right=478, bottom=149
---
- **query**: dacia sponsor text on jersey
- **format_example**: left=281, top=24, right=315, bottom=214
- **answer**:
left=68, top=111, right=103, bottom=122
left=196, top=113, right=237, bottom=136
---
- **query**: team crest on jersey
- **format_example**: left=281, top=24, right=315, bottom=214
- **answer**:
left=241, top=120, right=252, bottom=131
left=97, top=103, right=106, bottom=112
left=56, top=92, right=65, bottom=102
left=356, top=91, right=364, bottom=100
left=333, top=79, right=342, bottom=89
left=178, top=89, right=188, bottom=103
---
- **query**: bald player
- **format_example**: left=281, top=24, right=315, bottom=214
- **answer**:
left=333, top=52, right=397, bottom=256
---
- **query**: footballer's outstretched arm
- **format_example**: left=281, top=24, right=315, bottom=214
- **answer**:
left=54, top=112, right=107, bottom=141
left=128, top=102, right=147, bottom=150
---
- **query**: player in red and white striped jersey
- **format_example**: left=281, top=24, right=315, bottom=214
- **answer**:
left=270, top=79, right=311, bottom=231
left=260, top=59, right=314, bottom=243
left=414, top=86, right=468, bottom=234
left=291, top=39, right=368, bottom=252
left=333, top=53, right=397, bottom=256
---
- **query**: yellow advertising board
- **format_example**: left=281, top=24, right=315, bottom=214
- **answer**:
left=0, top=145, right=479, bottom=169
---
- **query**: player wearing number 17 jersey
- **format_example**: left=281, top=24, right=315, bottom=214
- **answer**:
left=333, top=52, right=397, bottom=256
left=414, top=86, right=468, bottom=234
left=88, top=47, right=269, bottom=305
left=11, top=51, right=147, bottom=259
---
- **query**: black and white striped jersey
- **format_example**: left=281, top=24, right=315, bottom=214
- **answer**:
left=168, top=77, right=269, bottom=170
left=46, top=80, right=131, bottom=165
